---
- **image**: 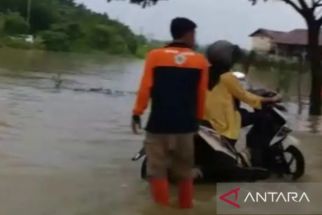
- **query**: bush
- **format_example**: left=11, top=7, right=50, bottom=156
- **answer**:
left=40, top=31, right=70, bottom=51
left=51, top=22, right=83, bottom=40
left=89, top=24, right=115, bottom=50
left=109, top=35, right=128, bottom=54
left=3, top=12, right=29, bottom=35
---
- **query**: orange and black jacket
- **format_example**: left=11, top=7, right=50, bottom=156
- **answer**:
left=133, top=42, right=209, bottom=133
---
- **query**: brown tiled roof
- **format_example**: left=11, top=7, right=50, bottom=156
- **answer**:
left=249, top=28, right=285, bottom=39
left=275, top=29, right=322, bottom=45
left=250, top=28, right=322, bottom=46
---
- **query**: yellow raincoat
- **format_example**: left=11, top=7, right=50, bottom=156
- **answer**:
left=204, top=72, right=263, bottom=140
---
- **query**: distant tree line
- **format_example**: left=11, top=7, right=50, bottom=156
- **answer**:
left=0, top=0, right=149, bottom=55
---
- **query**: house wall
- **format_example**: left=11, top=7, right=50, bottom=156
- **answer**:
left=251, top=36, right=272, bottom=52
left=275, top=44, right=307, bottom=57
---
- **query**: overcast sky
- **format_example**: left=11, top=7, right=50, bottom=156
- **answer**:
left=75, top=0, right=305, bottom=48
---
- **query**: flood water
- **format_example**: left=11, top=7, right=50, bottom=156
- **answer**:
left=0, top=48, right=321, bottom=215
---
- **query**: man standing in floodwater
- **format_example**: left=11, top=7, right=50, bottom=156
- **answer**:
left=131, top=17, right=208, bottom=209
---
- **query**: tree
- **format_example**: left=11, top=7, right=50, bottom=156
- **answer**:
left=0, top=0, right=58, bottom=33
left=107, top=0, right=158, bottom=7
left=0, top=0, right=149, bottom=55
left=250, top=0, right=322, bottom=115
left=3, top=12, right=29, bottom=35
left=109, top=35, right=129, bottom=54
left=29, top=1, right=58, bottom=32
left=40, top=30, right=71, bottom=51
left=51, top=22, right=83, bottom=40
left=89, top=24, right=116, bottom=50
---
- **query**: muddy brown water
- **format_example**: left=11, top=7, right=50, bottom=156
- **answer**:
left=0, top=48, right=321, bottom=215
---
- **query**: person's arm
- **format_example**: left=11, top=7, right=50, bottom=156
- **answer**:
left=261, top=96, right=282, bottom=104
left=133, top=52, right=155, bottom=116
left=221, top=73, right=263, bottom=109
left=196, top=59, right=209, bottom=119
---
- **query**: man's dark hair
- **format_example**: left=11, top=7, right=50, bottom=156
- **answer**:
left=170, top=17, right=197, bottom=39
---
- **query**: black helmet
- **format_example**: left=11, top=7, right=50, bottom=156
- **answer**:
left=206, top=41, right=244, bottom=90
left=206, top=40, right=243, bottom=68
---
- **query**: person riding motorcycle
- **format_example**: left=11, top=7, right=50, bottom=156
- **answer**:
left=204, top=40, right=281, bottom=166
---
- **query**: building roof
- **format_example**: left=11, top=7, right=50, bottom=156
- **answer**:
left=249, top=28, right=285, bottom=40
left=250, top=28, right=322, bottom=46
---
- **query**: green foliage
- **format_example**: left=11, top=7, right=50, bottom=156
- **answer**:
left=107, top=0, right=158, bottom=7
left=0, top=14, right=4, bottom=33
left=0, top=0, right=150, bottom=55
left=51, top=22, right=83, bottom=40
left=88, top=24, right=130, bottom=54
left=30, top=1, right=58, bottom=32
left=89, top=24, right=116, bottom=50
left=110, top=35, right=128, bottom=54
left=3, top=12, right=29, bottom=35
left=40, top=31, right=70, bottom=51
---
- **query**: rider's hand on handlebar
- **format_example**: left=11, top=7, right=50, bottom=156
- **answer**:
left=262, top=94, right=282, bottom=104
left=131, top=115, right=142, bottom=134
left=273, top=95, right=283, bottom=103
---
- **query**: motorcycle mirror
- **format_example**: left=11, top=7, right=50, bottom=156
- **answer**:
left=233, top=71, right=246, bottom=80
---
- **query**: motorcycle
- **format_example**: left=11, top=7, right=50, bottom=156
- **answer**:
left=132, top=72, right=305, bottom=182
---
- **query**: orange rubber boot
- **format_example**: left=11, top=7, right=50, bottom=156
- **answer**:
left=149, top=178, right=169, bottom=206
left=178, top=179, right=193, bottom=209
